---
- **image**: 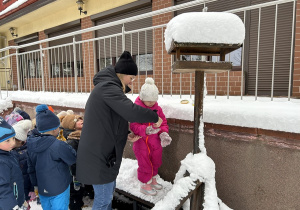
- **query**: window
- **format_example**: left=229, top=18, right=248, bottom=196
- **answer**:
left=28, top=60, right=42, bottom=78
left=96, top=54, right=153, bottom=75
left=50, top=61, right=83, bottom=77
left=211, top=48, right=242, bottom=70
left=181, top=55, right=202, bottom=61
left=136, top=54, right=153, bottom=72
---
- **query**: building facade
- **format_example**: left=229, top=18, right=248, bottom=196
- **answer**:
left=0, top=0, right=299, bottom=98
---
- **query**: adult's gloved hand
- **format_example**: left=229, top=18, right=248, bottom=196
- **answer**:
left=146, top=126, right=161, bottom=135
left=159, top=132, right=172, bottom=147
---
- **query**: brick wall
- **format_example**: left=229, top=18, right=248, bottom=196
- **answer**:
left=5, top=0, right=300, bottom=97
left=152, top=0, right=174, bottom=95
left=151, top=0, right=243, bottom=96
left=81, top=16, right=95, bottom=92
left=206, top=71, right=243, bottom=95
left=293, top=1, right=300, bottom=97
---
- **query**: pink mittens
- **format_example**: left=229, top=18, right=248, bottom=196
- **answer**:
left=159, top=132, right=172, bottom=147
left=146, top=126, right=161, bottom=135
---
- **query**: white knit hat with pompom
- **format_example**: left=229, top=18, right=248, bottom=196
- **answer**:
left=13, top=120, right=32, bottom=141
left=139, top=77, right=159, bottom=102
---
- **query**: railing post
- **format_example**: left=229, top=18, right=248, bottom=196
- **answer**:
left=73, top=37, right=78, bottom=93
left=39, top=44, right=45, bottom=91
left=16, top=49, right=21, bottom=90
left=122, top=24, right=125, bottom=52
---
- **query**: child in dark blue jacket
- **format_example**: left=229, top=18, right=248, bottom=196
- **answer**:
left=0, top=117, right=25, bottom=210
left=11, top=120, right=34, bottom=206
left=27, top=105, right=77, bottom=210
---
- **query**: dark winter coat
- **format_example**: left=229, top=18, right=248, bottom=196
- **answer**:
left=11, top=143, right=33, bottom=201
left=27, top=131, right=77, bottom=197
left=62, top=127, right=75, bottom=140
left=67, top=130, right=81, bottom=176
left=0, top=149, right=25, bottom=209
left=76, top=66, right=159, bottom=185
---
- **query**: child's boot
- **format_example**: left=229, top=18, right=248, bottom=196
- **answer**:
left=140, top=181, right=157, bottom=196
left=150, top=176, right=163, bottom=190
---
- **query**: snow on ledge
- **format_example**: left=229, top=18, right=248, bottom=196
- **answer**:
left=2, top=91, right=300, bottom=134
left=164, top=12, right=245, bottom=53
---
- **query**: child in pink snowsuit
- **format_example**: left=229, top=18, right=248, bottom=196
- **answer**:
left=130, top=78, right=172, bottom=196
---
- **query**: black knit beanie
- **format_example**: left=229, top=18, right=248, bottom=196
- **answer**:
left=115, top=51, right=138, bottom=76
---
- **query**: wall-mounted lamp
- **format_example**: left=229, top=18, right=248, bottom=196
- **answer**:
left=76, top=0, right=87, bottom=15
left=9, top=27, right=18, bottom=37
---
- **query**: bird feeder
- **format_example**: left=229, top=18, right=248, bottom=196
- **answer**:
left=165, top=12, right=245, bottom=154
left=164, top=12, right=245, bottom=209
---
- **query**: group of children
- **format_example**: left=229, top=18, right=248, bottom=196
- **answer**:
left=0, top=77, right=172, bottom=209
left=0, top=105, right=86, bottom=210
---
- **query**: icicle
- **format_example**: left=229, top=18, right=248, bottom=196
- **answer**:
left=198, top=115, right=207, bottom=155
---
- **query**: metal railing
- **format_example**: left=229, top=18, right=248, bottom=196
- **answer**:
left=0, top=0, right=297, bottom=101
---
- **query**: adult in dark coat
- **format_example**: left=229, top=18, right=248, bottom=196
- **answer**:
left=76, top=51, right=161, bottom=210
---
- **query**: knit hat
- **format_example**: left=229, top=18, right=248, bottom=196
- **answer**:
left=60, top=114, right=83, bottom=130
left=139, top=77, right=159, bottom=102
left=57, top=110, right=74, bottom=122
left=13, top=120, right=32, bottom=141
left=115, top=51, right=138, bottom=76
left=5, top=111, right=24, bottom=126
left=14, top=107, right=31, bottom=120
left=0, top=117, right=15, bottom=143
left=36, top=104, right=60, bottom=133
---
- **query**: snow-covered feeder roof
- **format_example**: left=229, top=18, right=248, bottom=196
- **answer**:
left=164, top=12, right=245, bottom=54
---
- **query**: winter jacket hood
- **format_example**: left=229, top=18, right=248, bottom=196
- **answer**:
left=27, top=133, right=56, bottom=153
left=93, top=65, right=132, bottom=93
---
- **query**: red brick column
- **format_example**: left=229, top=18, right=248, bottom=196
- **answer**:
left=293, top=1, right=300, bottom=97
left=38, top=31, right=49, bottom=92
left=8, top=40, right=18, bottom=90
left=152, top=0, right=174, bottom=95
left=81, top=16, right=95, bottom=92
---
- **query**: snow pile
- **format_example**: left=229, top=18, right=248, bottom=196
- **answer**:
left=116, top=158, right=173, bottom=204
left=164, top=12, right=245, bottom=52
left=0, top=97, right=13, bottom=114
left=153, top=153, right=231, bottom=210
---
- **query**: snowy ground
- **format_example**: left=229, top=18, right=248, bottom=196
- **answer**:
left=29, top=196, right=93, bottom=209
left=1, top=90, right=299, bottom=133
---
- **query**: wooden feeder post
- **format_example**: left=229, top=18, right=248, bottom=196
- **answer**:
left=193, top=70, right=204, bottom=154
left=169, top=43, right=241, bottom=210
